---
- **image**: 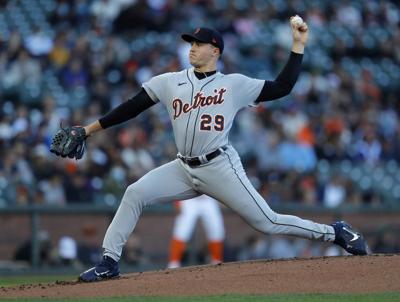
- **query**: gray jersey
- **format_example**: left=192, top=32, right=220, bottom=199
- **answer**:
left=143, top=68, right=264, bottom=156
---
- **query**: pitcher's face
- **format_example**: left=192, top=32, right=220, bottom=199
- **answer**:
left=189, top=41, right=219, bottom=68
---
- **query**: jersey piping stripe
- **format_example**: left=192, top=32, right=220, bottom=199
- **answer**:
left=189, top=77, right=217, bottom=156
left=222, top=150, right=335, bottom=237
left=183, top=69, right=195, bottom=155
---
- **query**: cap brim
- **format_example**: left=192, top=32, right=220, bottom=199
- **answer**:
left=181, top=34, right=207, bottom=44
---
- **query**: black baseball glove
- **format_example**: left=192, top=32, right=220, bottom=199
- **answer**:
left=50, top=125, right=87, bottom=160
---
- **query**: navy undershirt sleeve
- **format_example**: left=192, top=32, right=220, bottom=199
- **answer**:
left=98, top=88, right=156, bottom=129
left=256, top=52, right=303, bottom=103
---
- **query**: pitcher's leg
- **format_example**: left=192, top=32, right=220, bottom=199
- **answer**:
left=194, top=148, right=335, bottom=242
left=103, top=160, right=199, bottom=261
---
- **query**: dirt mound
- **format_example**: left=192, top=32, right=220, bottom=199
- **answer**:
left=1, top=254, right=399, bottom=298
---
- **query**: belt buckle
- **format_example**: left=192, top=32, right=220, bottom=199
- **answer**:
left=177, top=153, right=186, bottom=163
left=178, top=153, right=197, bottom=166
left=178, top=148, right=225, bottom=167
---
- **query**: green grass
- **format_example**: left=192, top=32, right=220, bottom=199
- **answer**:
left=0, top=275, right=76, bottom=287
left=1, top=293, right=400, bottom=302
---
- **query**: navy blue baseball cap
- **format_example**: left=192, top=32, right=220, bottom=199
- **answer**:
left=181, top=27, right=224, bottom=54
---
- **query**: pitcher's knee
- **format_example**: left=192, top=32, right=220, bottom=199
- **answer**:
left=122, top=183, right=146, bottom=208
left=253, top=221, right=274, bottom=234
left=251, top=212, right=278, bottom=234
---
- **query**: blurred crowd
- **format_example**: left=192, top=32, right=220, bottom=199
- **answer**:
left=14, top=225, right=400, bottom=268
left=1, top=0, right=400, bottom=208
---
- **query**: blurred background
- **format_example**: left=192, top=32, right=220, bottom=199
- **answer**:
left=0, top=0, right=400, bottom=276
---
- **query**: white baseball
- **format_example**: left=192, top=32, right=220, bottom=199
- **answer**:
left=291, top=15, right=304, bottom=28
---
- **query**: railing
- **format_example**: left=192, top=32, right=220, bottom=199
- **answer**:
left=0, top=203, right=173, bottom=269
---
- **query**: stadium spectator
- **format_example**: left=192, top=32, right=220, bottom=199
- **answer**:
left=0, top=0, right=398, bottom=207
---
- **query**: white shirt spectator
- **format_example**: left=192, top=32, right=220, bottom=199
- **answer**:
left=90, top=0, right=134, bottom=23
left=0, top=117, right=13, bottom=140
left=354, top=138, right=382, bottom=164
left=281, top=108, right=308, bottom=140
left=24, top=28, right=54, bottom=56
left=38, top=176, right=66, bottom=205
left=58, top=236, right=78, bottom=260
left=2, top=51, right=42, bottom=89
left=323, top=177, right=346, bottom=208
left=336, top=3, right=362, bottom=28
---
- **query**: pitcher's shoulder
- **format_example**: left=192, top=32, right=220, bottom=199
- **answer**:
left=174, top=69, right=189, bottom=76
left=150, top=69, right=187, bottom=83
left=224, top=73, right=249, bottom=79
left=168, top=69, right=192, bottom=80
left=220, top=73, right=251, bottom=84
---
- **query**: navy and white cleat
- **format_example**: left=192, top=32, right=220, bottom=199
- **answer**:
left=332, top=221, right=368, bottom=255
left=79, top=256, right=120, bottom=282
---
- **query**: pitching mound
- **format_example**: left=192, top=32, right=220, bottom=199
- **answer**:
left=1, top=254, right=399, bottom=298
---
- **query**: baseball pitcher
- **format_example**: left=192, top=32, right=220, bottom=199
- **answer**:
left=50, top=16, right=368, bottom=282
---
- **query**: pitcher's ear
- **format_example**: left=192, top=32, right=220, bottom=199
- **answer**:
left=213, top=46, right=220, bottom=57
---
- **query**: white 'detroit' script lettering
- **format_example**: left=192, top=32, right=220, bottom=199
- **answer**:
left=173, top=88, right=227, bottom=119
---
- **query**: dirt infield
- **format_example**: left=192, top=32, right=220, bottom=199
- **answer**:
left=1, top=254, right=399, bottom=298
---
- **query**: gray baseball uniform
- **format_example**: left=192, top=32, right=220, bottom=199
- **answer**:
left=102, top=68, right=335, bottom=261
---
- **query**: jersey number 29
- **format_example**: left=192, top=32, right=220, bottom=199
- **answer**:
left=200, top=114, right=224, bottom=131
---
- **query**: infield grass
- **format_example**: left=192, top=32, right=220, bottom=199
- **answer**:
left=0, top=275, right=75, bottom=287
left=1, top=293, right=400, bottom=302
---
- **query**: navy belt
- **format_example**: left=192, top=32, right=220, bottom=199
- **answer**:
left=178, top=146, right=227, bottom=167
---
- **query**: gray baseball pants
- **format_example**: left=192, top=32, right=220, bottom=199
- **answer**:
left=103, top=145, right=335, bottom=261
